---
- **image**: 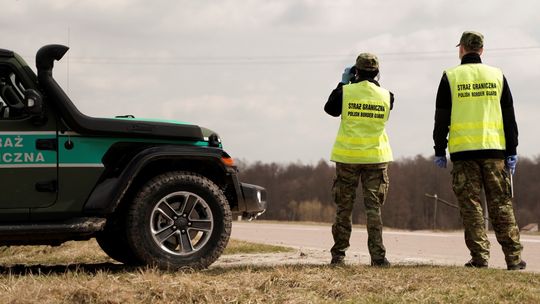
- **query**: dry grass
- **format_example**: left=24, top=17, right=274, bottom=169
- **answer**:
left=0, top=240, right=538, bottom=303
left=0, top=239, right=291, bottom=266
left=223, top=239, right=294, bottom=255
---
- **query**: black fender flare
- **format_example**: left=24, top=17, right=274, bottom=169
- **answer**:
left=83, top=145, right=244, bottom=215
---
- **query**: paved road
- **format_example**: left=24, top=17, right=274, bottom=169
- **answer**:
left=231, top=221, right=540, bottom=271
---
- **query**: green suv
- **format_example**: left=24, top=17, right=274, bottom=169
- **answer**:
left=0, top=45, right=266, bottom=269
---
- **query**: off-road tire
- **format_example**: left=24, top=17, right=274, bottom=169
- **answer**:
left=125, top=171, right=232, bottom=270
left=96, top=220, right=144, bottom=266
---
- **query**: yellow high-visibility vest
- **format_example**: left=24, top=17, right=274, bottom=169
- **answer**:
left=446, top=64, right=505, bottom=153
left=330, top=81, right=393, bottom=164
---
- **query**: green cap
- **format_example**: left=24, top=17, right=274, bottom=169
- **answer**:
left=457, top=31, right=484, bottom=50
left=355, top=53, right=379, bottom=71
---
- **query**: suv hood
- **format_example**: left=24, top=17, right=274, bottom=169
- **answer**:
left=35, top=44, right=204, bottom=141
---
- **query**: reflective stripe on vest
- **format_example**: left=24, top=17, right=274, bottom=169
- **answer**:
left=330, top=81, right=393, bottom=164
left=445, top=64, right=505, bottom=153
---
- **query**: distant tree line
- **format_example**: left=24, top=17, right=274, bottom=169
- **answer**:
left=237, top=156, right=540, bottom=230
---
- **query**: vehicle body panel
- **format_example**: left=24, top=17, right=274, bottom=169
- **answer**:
left=0, top=45, right=267, bottom=248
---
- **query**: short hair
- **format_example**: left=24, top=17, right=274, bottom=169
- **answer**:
left=356, top=69, right=379, bottom=79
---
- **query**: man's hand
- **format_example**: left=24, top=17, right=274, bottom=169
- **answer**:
left=434, top=156, right=447, bottom=168
left=340, top=67, right=353, bottom=84
left=506, top=155, right=518, bottom=175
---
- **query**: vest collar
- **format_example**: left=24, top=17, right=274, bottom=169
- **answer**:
left=351, top=77, right=380, bottom=87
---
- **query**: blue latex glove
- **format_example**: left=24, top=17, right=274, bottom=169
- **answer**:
left=340, top=67, right=353, bottom=84
left=434, top=156, right=447, bottom=168
left=506, top=155, right=518, bottom=175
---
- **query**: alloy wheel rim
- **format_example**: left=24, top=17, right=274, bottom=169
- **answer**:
left=150, top=191, right=214, bottom=256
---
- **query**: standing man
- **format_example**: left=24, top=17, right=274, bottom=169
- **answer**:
left=325, top=53, right=393, bottom=266
left=433, top=31, right=525, bottom=270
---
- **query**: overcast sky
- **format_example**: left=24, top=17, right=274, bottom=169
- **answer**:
left=2, top=0, right=540, bottom=163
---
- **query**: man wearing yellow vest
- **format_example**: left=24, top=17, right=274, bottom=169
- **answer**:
left=325, top=53, right=393, bottom=266
left=433, top=31, right=525, bottom=270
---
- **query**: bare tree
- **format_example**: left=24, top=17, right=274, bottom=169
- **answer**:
left=237, top=156, right=539, bottom=230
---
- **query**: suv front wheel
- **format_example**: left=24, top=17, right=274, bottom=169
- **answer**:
left=125, top=171, right=232, bottom=269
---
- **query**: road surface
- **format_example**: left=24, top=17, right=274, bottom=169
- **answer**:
left=231, top=221, right=540, bottom=272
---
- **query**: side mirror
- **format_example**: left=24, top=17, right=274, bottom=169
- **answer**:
left=23, top=89, right=44, bottom=116
left=0, top=85, right=24, bottom=110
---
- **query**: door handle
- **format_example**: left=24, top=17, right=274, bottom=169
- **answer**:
left=35, top=180, right=57, bottom=192
left=36, top=138, right=58, bottom=151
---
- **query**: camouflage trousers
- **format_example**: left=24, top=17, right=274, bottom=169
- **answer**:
left=330, top=162, right=389, bottom=261
left=452, top=159, right=523, bottom=266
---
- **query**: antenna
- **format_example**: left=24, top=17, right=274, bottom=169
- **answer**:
left=67, top=26, right=70, bottom=94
